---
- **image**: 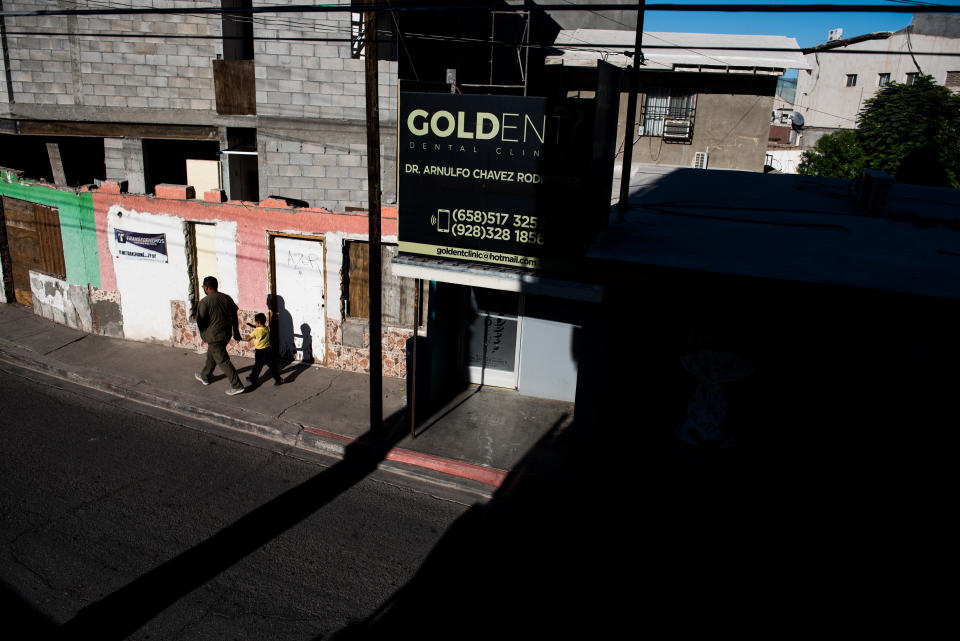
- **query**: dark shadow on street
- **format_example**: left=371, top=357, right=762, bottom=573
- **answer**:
left=327, top=266, right=956, bottom=639
left=276, top=361, right=312, bottom=385
left=1, top=580, right=57, bottom=636
left=53, top=410, right=411, bottom=641
left=413, top=386, right=482, bottom=439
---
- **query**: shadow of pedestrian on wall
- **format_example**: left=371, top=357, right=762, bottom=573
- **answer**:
left=267, top=294, right=296, bottom=363
left=296, top=323, right=314, bottom=363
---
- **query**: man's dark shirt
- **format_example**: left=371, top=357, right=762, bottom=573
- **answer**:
left=197, top=291, right=239, bottom=344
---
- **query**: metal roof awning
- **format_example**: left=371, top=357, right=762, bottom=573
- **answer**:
left=391, top=254, right=604, bottom=303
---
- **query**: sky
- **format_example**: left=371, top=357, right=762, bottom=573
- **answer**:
left=634, top=0, right=960, bottom=49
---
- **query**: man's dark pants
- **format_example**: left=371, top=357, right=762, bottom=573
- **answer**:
left=200, top=341, right=243, bottom=388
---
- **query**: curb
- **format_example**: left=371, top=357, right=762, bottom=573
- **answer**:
left=0, top=339, right=505, bottom=495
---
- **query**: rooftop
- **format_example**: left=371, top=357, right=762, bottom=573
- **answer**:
left=590, top=166, right=960, bottom=300
left=548, top=29, right=810, bottom=74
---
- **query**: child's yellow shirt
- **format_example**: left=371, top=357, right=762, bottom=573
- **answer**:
left=250, top=326, right=270, bottom=350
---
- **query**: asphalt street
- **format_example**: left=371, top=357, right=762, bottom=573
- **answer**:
left=0, top=361, right=474, bottom=640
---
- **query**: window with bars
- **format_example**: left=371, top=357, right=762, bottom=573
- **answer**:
left=946, top=71, right=960, bottom=88
left=878, top=73, right=891, bottom=87
left=639, top=87, right=695, bottom=139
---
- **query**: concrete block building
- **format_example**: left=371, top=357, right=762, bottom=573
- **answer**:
left=547, top=29, right=808, bottom=172
left=0, top=0, right=398, bottom=210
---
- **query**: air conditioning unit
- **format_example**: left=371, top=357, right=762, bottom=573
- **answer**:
left=663, top=118, right=692, bottom=142
left=857, top=169, right=892, bottom=216
left=693, top=152, right=709, bottom=169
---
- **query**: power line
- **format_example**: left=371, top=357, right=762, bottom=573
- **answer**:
left=3, top=3, right=960, bottom=18
left=6, top=28, right=960, bottom=58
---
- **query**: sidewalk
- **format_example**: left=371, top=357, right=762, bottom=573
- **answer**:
left=0, top=303, right=575, bottom=497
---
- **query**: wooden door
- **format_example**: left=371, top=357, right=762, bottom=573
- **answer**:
left=1, top=196, right=66, bottom=306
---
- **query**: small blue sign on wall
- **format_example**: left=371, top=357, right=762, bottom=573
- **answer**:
left=114, top=229, right=168, bottom=263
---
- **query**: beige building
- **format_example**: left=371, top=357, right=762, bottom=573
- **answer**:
left=794, top=13, right=960, bottom=149
left=547, top=29, right=808, bottom=172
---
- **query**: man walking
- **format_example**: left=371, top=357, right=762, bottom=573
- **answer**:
left=194, top=276, right=245, bottom=395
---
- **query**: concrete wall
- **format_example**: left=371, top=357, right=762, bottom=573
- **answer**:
left=4, top=1, right=401, bottom=212
left=0, top=173, right=100, bottom=287
left=30, top=270, right=93, bottom=332
left=252, top=1, right=399, bottom=210
left=518, top=316, right=580, bottom=402
left=795, top=30, right=960, bottom=137
left=258, top=125, right=397, bottom=210
left=3, top=0, right=221, bottom=124
left=252, top=1, right=397, bottom=123
left=28, top=270, right=123, bottom=337
left=618, top=72, right=778, bottom=172
left=91, top=189, right=409, bottom=376
left=104, top=203, right=196, bottom=342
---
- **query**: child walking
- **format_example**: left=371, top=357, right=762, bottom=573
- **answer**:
left=243, top=313, right=283, bottom=386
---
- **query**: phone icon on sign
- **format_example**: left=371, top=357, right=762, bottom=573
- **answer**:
left=436, top=209, right=450, bottom=232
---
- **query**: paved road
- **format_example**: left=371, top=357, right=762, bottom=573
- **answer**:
left=0, top=361, right=474, bottom=640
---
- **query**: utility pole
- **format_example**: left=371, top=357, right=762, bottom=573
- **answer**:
left=617, top=1, right=645, bottom=220
left=364, top=0, right=383, bottom=431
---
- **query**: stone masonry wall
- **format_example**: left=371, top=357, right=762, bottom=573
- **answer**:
left=171, top=300, right=257, bottom=359
left=172, top=302, right=409, bottom=379
left=4, top=1, right=221, bottom=116
left=327, top=319, right=411, bottom=379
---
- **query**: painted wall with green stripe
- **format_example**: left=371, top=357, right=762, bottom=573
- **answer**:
left=0, top=171, right=101, bottom=289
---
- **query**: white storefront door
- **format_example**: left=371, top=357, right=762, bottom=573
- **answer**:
left=271, top=235, right=326, bottom=364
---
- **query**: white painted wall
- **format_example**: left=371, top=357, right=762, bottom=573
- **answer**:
left=107, top=205, right=238, bottom=342
left=796, top=30, right=960, bottom=135
left=518, top=316, right=580, bottom=402
left=0, top=256, right=6, bottom=303
left=767, top=149, right=805, bottom=174
left=213, top=221, right=239, bottom=298
left=324, top=231, right=346, bottom=323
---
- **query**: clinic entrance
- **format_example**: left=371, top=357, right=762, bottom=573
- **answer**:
left=463, top=287, right=522, bottom=389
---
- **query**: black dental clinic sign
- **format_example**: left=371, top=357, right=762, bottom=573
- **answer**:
left=398, top=92, right=596, bottom=271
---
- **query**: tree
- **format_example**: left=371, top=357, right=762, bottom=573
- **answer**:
left=797, top=129, right=864, bottom=180
left=857, top=75, right=960, bottom=187
left=798, top=76, right=960, bottom=187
